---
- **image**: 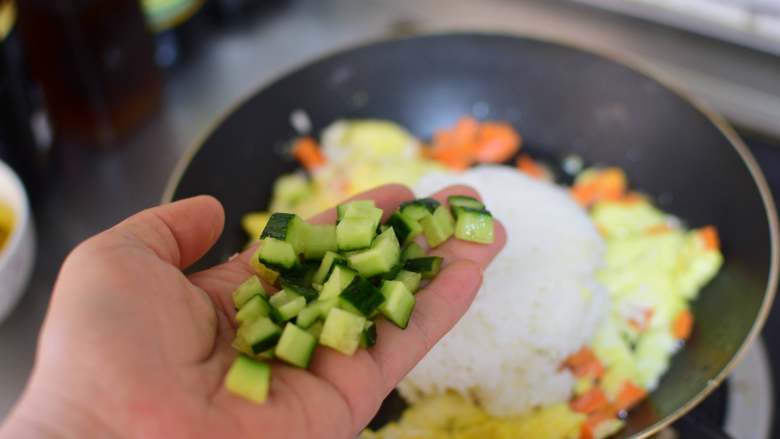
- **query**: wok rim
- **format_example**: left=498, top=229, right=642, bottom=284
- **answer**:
left=161, top=31, right=779, bottom=438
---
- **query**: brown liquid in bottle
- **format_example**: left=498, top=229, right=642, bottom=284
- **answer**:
left=16, top=0, right=162, bottom=148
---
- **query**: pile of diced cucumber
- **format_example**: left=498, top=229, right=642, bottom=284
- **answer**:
left=224, top=195, right=495, bottom=404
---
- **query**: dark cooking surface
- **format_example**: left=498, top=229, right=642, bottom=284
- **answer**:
left=169, top=34, right=775, bottom=438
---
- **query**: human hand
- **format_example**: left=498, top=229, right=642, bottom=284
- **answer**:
left=0, top=184, right=505, bottom=439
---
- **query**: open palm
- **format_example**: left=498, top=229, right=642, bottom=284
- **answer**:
left=1, top=184, right=505, bottom=439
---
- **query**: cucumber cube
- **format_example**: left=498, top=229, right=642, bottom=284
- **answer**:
left=359, top=320, right=377, bottom=348
left=258, top=238, right=299, bottom=271
left=312, top=251, right=347, bottom=286
left=401, top=242, right=426, bottom=261
left=347, top=228, right=401, bottom=277
left=232, top=275, right=267, bottom=310
left=338, top=276, right=386, bottom=317
left=303, top=224, right=338, bottom=260
left=403, top=256, right=443, bottom=279
left=447, top=195, right=485, bottom=213
left=400, top=198, right=440, bottom=220
left=341, top=201, right=383, bottom=230
left=454, top=208, right=495, bottom=244
left=385, top=212, right=422, bottom=245
left=238, top=316, right=282, bottom=353
left=269, top=289, right=306, bottom=322
left=337, top=217, right=376, bottom=251
left=235, top=294, right=272, bottom=325
left=319, top=265, right=357, bottom=300
left=296, top=298, right=336, bottom=328
left=276, top=323, right=317, bottom=368
left=320, top=308, right=366, bottom=355
left=337, top=200, right=375, bottom=222
left=420, top=205, right=455, bottom=248
left=306, top=321, right=324, bottom=339
left=394, top=270, right=422, bottom=293
left=225, top=356, right=271, bottom=404
left=380, top=280, right=416, bottom=329
left=260, top=213, right=307, bottom=255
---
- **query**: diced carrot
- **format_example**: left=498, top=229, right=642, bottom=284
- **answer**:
left=571, top=168, right=628, bottom=208
left=474, top=122, right=521, bottom=163
left=646, top=223, right=671, bottom=235
left=565, top=347, right=605, bottom=379
left=516, top=154, right=546, bottom=179
left=580, top=409, right=617, bottom=439
left=614, top=381, right=646, bottom=413
left=617, top=192, right=645, bottom=205
left=571, top=388, right=610, bottom=414
left=291, top=136, right=326, bottom=170
left=430, top=117, right=480, bottom=169
left=698, top=225, right=720, bottom=251
left=672, top=309, right=694, bottom=340
left=628, top=308, right=654, bottom=332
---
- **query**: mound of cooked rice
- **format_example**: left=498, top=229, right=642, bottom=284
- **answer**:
left=399, top=165, right=608, bottom=416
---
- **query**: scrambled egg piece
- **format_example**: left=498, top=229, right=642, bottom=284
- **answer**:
left=361, top=393, right=583, bottom=439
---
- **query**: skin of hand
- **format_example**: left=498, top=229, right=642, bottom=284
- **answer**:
left=0, top=184, right=505, bottom=439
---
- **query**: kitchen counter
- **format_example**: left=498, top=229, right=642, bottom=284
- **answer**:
left=2, top=0, right=779, bottom=424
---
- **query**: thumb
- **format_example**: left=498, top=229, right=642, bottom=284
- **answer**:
left=110, top=195, right=225, bottom=269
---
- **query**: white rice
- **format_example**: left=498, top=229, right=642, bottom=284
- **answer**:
left=399, top=165, right=609, bottom=416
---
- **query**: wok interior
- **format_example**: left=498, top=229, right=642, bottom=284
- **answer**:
left=171, top=34, right=774, bottom=436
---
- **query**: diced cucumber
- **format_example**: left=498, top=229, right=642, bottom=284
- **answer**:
left=281, top=261, right=319, bottom=288
left=250, top=247, right=280, bottom=284
left=337, top=217, right=376, bottom=251
left=347, top=228, right=401, bottom=277
left=319, top=265, right=357, bottom=300
left=296, top=298, right=337, bottom=328
left=312, top=251, right=347, bottom=286
left=231, top=336, right=273, bottom=360
left=337, top=200, right=375, bottom=222
left=454, top=207, right=495, bottom=244
left=269, top=289, right=307, bottom=322
left=400, top=198, right=440, bottom=221
left=340, top=201, right=383, bottom=230
left=258, top=237, right=300, bottom=272
left=303, top=224, right=338, bottom=260
left=306, top=321, right=324, bottom=339
left=225, top=356, right=271, bottom=404
left=260, top=213, right=307, bottom=254
left=401, top=242, right=426, bottom=261
left=232, top=276, right=267, bottom=310
left=238, top=316, right=282, bottom=353
left=275, top=323, right=317, bottom=368
left=447, top=195, right=485, bottom=213
left=235, top=294, right=272, bottom=325
left=379, top=280, right=416, bottom=329
left=375, top=263, right=404, bottom=281
left=385, top=212, right=422, bottom=245
left=420, top=205, right=455, bottom=247
left=338, top=276, right=386, bottom=317
left=359, top=320, right=377, bottom=348
left=395, top=270, right=422, bottom=293
left=320, top=308, right=366, bottom=356
left=404, top=256, right=443, bottom=279
left=279, top=280, right=319, bottom=303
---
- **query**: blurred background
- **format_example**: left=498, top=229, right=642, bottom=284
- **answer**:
left=0, top=0, right=779, bottom=437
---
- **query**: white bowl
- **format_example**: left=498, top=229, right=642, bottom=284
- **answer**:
left=0, top=160, right=35, bottom=322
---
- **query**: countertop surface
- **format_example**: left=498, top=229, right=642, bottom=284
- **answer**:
left=2, top=0, right=780, bottom=425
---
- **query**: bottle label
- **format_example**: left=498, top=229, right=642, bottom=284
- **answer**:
left=142, top=0, right=204, bottom=33
left=0, top=0, right=15, bottom=42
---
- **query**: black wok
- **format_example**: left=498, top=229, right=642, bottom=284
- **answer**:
left=164, top=33, right=778, bottom=438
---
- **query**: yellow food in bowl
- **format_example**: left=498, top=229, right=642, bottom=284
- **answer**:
left=0, top=200, right=13, bottom=252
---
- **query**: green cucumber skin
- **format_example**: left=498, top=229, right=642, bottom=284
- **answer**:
left=447, top=195, right=485, bottom=212
left=260, top=212, right=296, bottom=240
left=403, top=257, right=443, bottom=279
left=385, top=212, right=422, bottom=245
left=338, top=277, right=386, bottom=317
left=400, top=198, right=440, bottom=213
left=360, top=321, right=377, bottom=348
